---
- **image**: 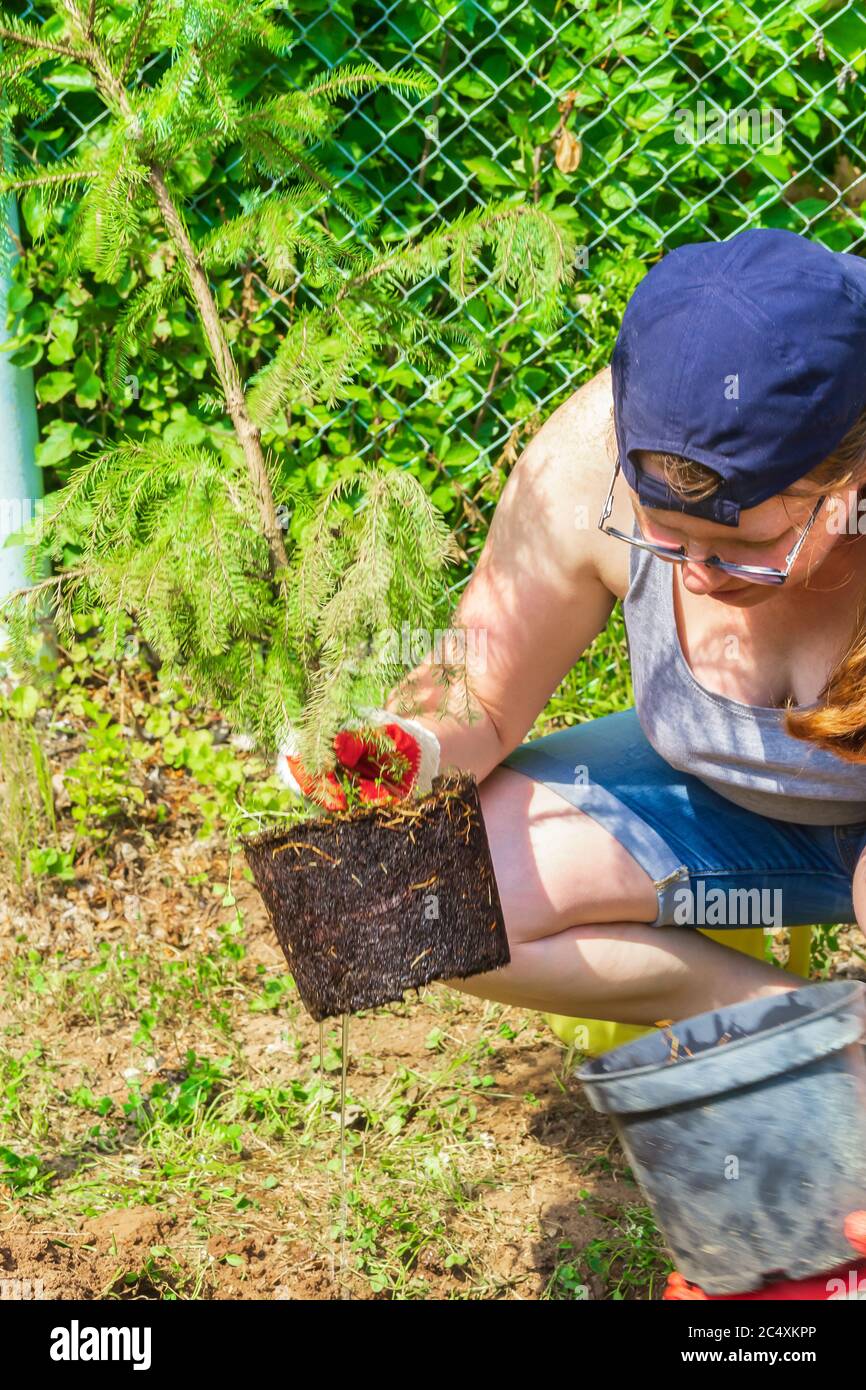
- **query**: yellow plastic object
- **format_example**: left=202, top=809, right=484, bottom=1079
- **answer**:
left=786, top=924, right=812, bottom=979
left=545, top=925, right=813, bottom=1055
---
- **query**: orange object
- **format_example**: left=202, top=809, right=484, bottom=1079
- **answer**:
left=664, top=1260, right=866, bottom=1301
left=844, top=1209, right=866, bottom=1255
left=663, top=1271, right=707, bottom=1300
left=664, top=1212, right=866, bottom=1300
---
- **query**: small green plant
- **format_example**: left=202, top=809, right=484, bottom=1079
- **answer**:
left=63, top=699, right=147, bottom=842
left=810, top=923, right=850, bottom=979
left=546, top=1243, right=592, bottom=1300
left=0, top=1144, right=55, bottom=1197
left=124, top=1050, right=233, bottom=1137
left=28, top=845, right=76, bottom=880
left=248, top=973, right=295, bottom=1014
left=105, top=1246, right=212, bottom=1301
left=576, top=1205, right=670, bottom=1300
left=0, top=710, right=58, bottom=888
left=158, top=725, right=297, bottom=838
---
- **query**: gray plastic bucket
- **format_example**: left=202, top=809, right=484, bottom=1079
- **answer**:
left=577, top=981, right=866, bottom=1294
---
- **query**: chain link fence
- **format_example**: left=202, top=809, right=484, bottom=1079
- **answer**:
left=11, top=1, right=866, bottom=546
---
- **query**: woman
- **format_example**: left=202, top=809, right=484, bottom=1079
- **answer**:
left=285, top=226, right=866, bottom=1031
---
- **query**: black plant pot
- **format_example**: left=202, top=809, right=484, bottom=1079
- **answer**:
left=243, top=770, right=510, bottom=1022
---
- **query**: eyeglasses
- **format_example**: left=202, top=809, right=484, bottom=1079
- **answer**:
left=597, top=458, right=827, bottom=586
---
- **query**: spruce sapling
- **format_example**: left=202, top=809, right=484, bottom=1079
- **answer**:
left=0, top=0, right=577, bottom=780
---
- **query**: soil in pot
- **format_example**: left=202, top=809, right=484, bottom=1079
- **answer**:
left=243, top=770, right=510, bottom=1022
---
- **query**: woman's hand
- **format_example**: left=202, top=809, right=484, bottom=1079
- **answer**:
left=276, top=709, right=441, bottom=810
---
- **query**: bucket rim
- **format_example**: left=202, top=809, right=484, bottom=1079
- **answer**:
left=577, top=978, right=866, bottom=1087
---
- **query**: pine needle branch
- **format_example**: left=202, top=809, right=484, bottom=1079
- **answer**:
left=0, top=16, right=85, bottom=63
left=1, top=12, right=573, bottom=762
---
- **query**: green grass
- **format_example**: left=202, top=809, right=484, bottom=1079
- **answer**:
left=0, top=607, right=666, bottom=1299
left=0, top=961, right=576, bottom=1296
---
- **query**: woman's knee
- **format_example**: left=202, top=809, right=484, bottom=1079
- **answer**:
left=477, top=764, right=659, bottom=946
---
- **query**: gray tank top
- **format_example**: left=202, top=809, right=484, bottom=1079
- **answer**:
left=623, top=538, right=866, bottom=825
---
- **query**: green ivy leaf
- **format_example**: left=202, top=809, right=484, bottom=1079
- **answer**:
left=7, top=283, right=33, bottom=313
left=20, top=188, right=52, bottom=240
left=464, top=155, right=518, bottom=187
left=36, top=370, right=76, bottom=404
left=35, top=419, right=96, bottom=469
left=9, top=684, right=39, bottom=720
left=770, top=70, right=798, bottom=99
left=74, top=355, right=103, bottom=408
left=8, top=340, right=43, bottom=368
left=47, top=65, right=96, bottom=91
left=600, top=185, right=636, bottom=210
left=47, top=314, right=79, bottom=365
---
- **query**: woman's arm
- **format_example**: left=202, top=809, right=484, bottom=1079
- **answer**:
left=384, top=367, right=626, bottom=782
left=852, top=844, right=866, bottom=934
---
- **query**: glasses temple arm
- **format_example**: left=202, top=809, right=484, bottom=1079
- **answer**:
left=598, top=457, right=621, bottom=528
left=783, top=495, right=826, bottom=568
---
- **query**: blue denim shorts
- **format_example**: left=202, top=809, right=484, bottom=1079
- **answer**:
left=500, top=707, right=866, bottom=929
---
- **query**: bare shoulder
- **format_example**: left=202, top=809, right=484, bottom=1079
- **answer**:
left=499, top=365, right=631, bottom=600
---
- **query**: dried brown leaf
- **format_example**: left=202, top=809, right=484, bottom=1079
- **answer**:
left=554, top=129, right=582, bottom=174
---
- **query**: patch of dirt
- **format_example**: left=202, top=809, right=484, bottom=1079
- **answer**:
left=0, top=1206, right=180, bottom=1300
left=204, top=1232, right=334, bottom=1301
left=0, top=1205, right=337, bottom=1301
left=81, top=1204, right=173, bottom=1250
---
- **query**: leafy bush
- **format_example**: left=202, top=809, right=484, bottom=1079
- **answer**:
left=1, top=0, right=576, bottom=771
left=5, top=1, right=864, bottom=532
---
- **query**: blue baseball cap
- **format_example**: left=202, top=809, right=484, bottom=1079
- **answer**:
left=611, top=228, right=866, bottom=526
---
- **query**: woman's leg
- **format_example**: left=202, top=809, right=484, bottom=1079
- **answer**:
left=438, top=765, right=801, bottom=1023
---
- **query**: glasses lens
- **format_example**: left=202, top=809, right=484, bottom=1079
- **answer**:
left=711, top=560, right=785, bottom=585
left=607, top=523, right=788, bottom=584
